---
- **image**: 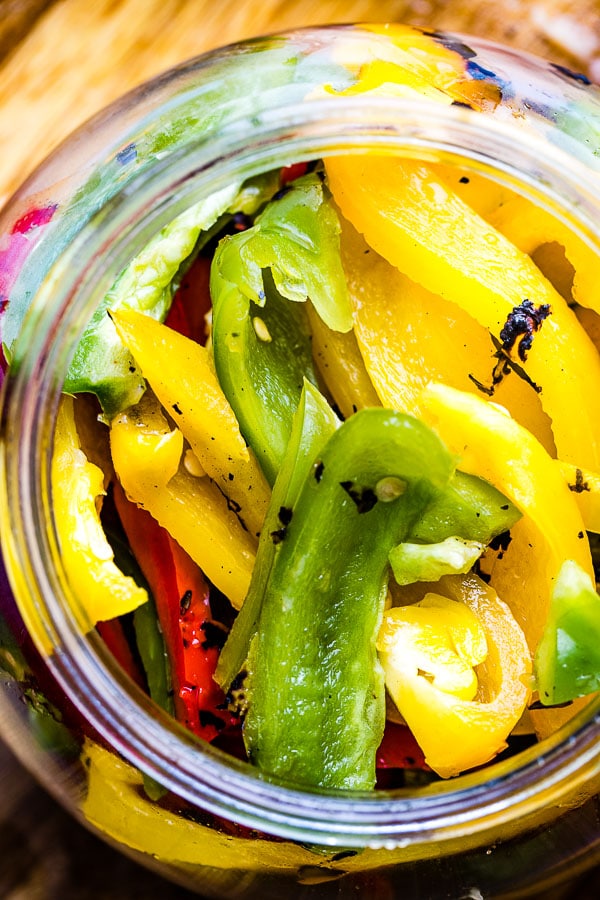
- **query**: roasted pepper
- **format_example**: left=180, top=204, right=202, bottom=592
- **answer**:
left=105, top=498, right=174, bottom=718
left=110, top=308, right=270, bottom=539
left=339, top=218, right=556, bottom=455
left=326, top=154, right=600, bottom=472
left=243, top=407, right=455, bottom=790
left=534, top=560, right=600, bottom=705
left=109, top=391, right=255, bottom=608
left=487, top=192, right=600, bottom=315
left=51, top=395, right=148, bottom=628
left=215, top=380, right=339, bottom=692
left=115, top=487, right=230, bottom=742
left=63, top=172, right=281, bottom=419
left=378, top=573, right=531, bottom=778
left=210, top=172, right=352, bottom=334
left=306, top=302, right=381, bottom=418
left=211, top=268, right=317, bottom=485
left=418, top=383, right=600, bottom=706
left=558, top=460, right=600, bottom=534
left=64, top=183, right=242, bottom=417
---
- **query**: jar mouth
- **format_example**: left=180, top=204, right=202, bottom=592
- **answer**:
left=3, top=89, right=600, bottom=845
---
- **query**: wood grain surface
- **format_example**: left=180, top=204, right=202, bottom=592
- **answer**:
left=1, top=1, right=600, bottom=898
left=1, top=0, right=600, bottom=207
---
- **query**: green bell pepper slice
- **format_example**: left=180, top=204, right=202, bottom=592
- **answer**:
left=534, top=559, right=600, bottom=704
left=210, top=171, right=352, bottom=333
left=211, top=269, right=318, bottom=485
left=215, top=379, right=338, bottom=692
left=390, top=470, right=522, bottom=585
left=65, top=172, right=279, bottom=419
left=411, top=469, right=521, bottom=544
left=243, top=408, right=455, bottom=791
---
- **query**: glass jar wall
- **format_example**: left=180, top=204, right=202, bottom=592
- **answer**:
left=1, top=25, right=600, bottom=898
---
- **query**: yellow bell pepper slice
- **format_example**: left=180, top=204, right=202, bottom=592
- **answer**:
left=326, top=154, right=600, bottom=473
left=431, top=163, right=509, bottom=218
left=558, top=461, right=600, bottom=534
left=487, top=193, right=600, bottom=314
left=339, top=219, right=556, bottom=455
left=52, top=395, right=148, bottom=627
left=378, top=574, right=531, bottom=778
left=110, top=308, right=270, bottom=540
left=110, top=394, right=255, bottom=609
left=419, top=382, right=593, bottom=654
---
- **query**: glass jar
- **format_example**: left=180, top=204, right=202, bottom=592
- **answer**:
left=1, top=24, right=600, bottom=899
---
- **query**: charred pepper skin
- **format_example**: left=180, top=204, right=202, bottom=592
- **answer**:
left=215, top=380, right=339, bottom=693
left=243, top=408, right=454, bottom=791
left=211, top=271, right=318, bottom=486
left=210, top=171, right=349, bottom=485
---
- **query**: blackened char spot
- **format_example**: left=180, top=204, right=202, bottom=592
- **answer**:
left=270, top=527, right=287, bottom=544
left=199, top=710, right=226, bottom=731
left=180, top=590, right=192, bottom=615
left=330, top=850, right=359, bottom=862
left=278, top=506, right=293, bottom=526
left=340, top=480, right=378, bottom=514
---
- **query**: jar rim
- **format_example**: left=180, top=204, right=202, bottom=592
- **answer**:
left=2, top=35, right=600, bottom=846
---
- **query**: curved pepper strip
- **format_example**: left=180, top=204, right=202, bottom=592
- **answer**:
left=114, top=487, right=231, bottom=743
left=51, top=395, right=148, bottom=628
left=326, top=154, right=600, bottom=472
left=419, top=383, right=593, bottom=664
left=211, top=268, right=317, bottom=486
left=306, top=302, right=381, bottom=418
left=378, top=573, right=531, bottom=778
left=210, top=171, right=352, bottom=334
left=243, top=408, right=455, bottom=790
left=110, top=392, right=256, bottom=609
left=535, top=560, right=600, bottom=705
left=215, top=380, right=339, bottom=692
left=110, top=308, right=270, bottom=539
left=558, top=461, right=600, bottom=534
left=432, top=163, right=508, bottom=218
left=487, top=193, right=600, bottom=314
left=412, top=469, right=521, bottom=545
left=64, top=181, right=242, bottom=418
left=338, top=218, right=556, bottom=456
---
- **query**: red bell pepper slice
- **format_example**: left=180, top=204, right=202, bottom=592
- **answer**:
left=376, top=721, right=429, bottom=770
left=164, top=255, right=212, bottom=345
left=114, top=483, right=233, bottom=742
left=280, top=162, right=308, bottom=184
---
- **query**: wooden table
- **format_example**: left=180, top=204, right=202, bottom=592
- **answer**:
left=1, top=1, right=600, bottom=897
